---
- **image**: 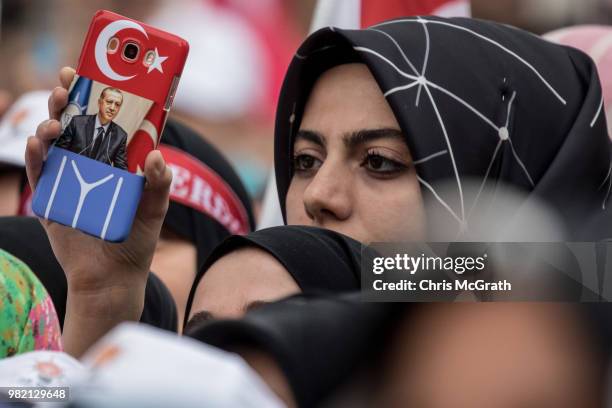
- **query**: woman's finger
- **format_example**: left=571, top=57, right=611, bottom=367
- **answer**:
left=138, top=150, right=173, bottom=224
left=48, top=87, right=69, bottom=121
left=59, top=67, right=76, bottom=90
left=25, top=136, right=44, bottom=191
left=34, top=119, right=62, bottom=157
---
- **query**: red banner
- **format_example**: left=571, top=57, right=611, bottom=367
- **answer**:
left=160, top=144, right=249, bottom=234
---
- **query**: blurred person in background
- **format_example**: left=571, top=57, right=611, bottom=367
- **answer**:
left=374, top=303, right=609, bottom=408
left=189, top=297, right=612, bottom=408
left=0, top=91, right=49, bottom=216
left=183, top=225, right=364, bottom=327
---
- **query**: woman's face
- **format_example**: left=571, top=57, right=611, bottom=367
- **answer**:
left=186, top=247, right=300, bottom=326
left=286, top=63, right=426, bottom=243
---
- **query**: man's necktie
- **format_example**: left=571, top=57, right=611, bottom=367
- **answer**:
left=91, top=126, right=105, bottom=158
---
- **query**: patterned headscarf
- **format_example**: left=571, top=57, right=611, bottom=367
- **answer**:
left=274, top=17, right=611, bottom=239
left=0, top=249, right=62, bottom=358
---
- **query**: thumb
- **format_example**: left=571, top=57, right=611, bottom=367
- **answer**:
left=136, top=150, right=173, bottom=229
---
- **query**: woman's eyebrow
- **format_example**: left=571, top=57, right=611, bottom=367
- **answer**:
left=242, top=300, right=270, bottom=313
left=183, top=310, right=215, bottom=333
left=343, top=128, right=404, bottom=149
left=295, top=129, right=326, bottom=147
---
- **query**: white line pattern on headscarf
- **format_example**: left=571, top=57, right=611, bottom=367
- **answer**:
left=591, top=95, right=604, bottom=128
left=600, top=161, right=612, bottom=209
left=417, top=175, right=462, bottom=223
left=413, top=149, right=448, bottom=165
left=416, top=17, right=431, bottom=107
left=369, top=28, right=420, bottom=76
left=356, top=22, right=538, bottom=227
left=371, top=18, right=567, bottom=105
left=422, top=82, right=466, bottom=221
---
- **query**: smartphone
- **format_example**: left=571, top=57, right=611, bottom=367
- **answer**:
left=31, top=10, right=188, bottom=242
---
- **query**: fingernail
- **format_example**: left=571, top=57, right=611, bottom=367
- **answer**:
left=154, top=157, right=165, bottom=176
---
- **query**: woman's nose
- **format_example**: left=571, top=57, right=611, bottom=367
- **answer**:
left=302, top=161, right=353, bottom=223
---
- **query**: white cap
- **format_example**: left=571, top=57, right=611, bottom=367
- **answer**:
left=0, top=90, right=50, bottom=168
left=0, top=350, right=86, bottom=388
left=73, top=322, right=284, bottom=408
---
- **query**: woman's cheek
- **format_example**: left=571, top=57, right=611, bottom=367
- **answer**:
left=285, top=182, right=309, bottom=223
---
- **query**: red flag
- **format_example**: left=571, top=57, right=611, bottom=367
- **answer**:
left=361, top=0, right=470, bottom=27
left=309, top=0, right=470, bottom=32
left=127, top=105, right=167, bottom=173
left=160, top=144, right=250, bottom=234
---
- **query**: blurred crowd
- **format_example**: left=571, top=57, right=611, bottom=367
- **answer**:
left=1, top=0, right=612, bottom=407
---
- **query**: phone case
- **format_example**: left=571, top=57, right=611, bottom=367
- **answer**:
left=31, top=10, right=188, bottom=242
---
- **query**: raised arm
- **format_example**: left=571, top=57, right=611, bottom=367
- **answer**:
left=25, top=67, right=172, bottom=357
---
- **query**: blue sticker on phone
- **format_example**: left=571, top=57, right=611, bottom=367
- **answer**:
left=32, top=146, right=144, bottom=242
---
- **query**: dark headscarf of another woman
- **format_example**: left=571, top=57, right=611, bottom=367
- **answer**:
left=160, top=119, right=256, bottom=268
left=184, top=225, right=366, bottom=324
left=275, top=17, right=612, bottom=240
left=187, top=292, right=397, bottom=408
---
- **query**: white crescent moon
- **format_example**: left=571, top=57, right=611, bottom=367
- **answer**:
left=134, top=119, right=158, bottom=146
left=94, top=20, right=148, bottom=82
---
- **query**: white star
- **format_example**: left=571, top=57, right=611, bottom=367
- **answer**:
left=147, top=48, right=167, bottom=74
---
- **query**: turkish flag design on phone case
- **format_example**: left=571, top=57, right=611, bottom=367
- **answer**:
left=78, top=11, right=188, bottom=105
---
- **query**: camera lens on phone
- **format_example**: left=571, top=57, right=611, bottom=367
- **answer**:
left=107, top=37, right=119, bottom=53
left=123, top=42, right=139, bottom=61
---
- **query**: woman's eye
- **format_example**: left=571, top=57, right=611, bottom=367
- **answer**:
left=293, top=154, right=322, bottom=172
left=362, top=153, right=408, bottom=176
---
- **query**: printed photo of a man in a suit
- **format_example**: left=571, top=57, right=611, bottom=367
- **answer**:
left=55, top=87, right=128, bottom=170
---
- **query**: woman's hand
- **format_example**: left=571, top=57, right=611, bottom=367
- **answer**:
left=25, top=67, right=173, bottom=357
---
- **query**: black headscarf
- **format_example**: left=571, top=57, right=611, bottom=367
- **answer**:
left=161, top=118, right=255, bottom=268
left=184, top=225, right=366, bottom=324
left=0, top=216, right=177, bottom=331
left=274, top=17, right=612, bottom=239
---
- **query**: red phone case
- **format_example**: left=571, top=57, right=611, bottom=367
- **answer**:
left=76, top=9, right=189, bottom=171
left=31, top=10, right=189, bottom=241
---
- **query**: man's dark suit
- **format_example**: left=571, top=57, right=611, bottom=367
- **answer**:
left=54, top=114, right=128, bottom=170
